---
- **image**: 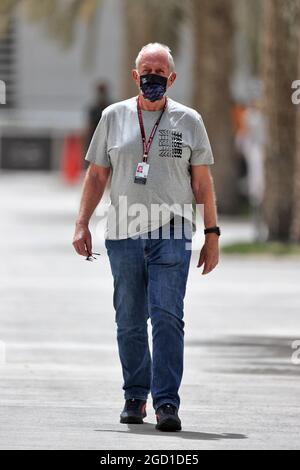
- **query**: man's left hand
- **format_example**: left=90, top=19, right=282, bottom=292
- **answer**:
left=197, top=234, right=219, bottom=275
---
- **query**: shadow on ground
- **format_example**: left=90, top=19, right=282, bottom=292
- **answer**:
left=95, top=424, right=247, bottom=441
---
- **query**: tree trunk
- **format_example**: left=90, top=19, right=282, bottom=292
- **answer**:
left=122, top=0, right=151, bottom=99
left=191, top=0, right=238, bottom=214
left=291, top=27, right=300, bottom=242
left=122, top=0, right=185, bottom=99
left=262, top=0, right=300, bottom=241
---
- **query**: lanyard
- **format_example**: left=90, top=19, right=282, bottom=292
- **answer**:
left=137, top=95, right=167, bottom=163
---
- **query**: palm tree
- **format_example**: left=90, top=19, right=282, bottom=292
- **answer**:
left=2, top=0, right=185, bottom=82
left=261, top=0, right=300, bottom=241
left=122, top=0, right=185, bottom=98
left=191, top=0, right=238, bottom=214
left=0, top=0, right=19, bottom=38
left=0, top=0, right=100, bottom=48
left=0, top=0, right=102, bottom=70
left=291, top=29, right=300, bottom=242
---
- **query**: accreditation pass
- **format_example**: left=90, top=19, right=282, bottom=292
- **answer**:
left=134, top=161, right=150, bottom=185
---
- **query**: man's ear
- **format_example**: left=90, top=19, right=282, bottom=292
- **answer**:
left=168, top=72, right=177, bottom=87
left=132, top=69, right=139, bottom=82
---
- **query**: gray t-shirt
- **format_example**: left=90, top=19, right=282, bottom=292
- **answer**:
left=85, top=95, right=214, bottom=239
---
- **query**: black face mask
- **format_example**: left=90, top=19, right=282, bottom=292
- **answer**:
left=139, top=73, right=169, bottom=102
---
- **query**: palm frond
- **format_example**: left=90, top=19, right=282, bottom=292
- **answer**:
left=0, top=0, right=19, bottom=39
left=125, top=0, right=187, bottom=57
left=21, top=0, right=100, bottom=49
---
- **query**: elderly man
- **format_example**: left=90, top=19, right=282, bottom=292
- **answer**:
left=73, top=43, right=220, bottom=432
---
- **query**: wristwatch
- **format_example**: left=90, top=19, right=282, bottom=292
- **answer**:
left=204, top=226, right=221, bottom=236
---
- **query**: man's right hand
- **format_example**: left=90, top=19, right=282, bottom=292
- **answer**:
left=72, top=222, right=92, bottom=257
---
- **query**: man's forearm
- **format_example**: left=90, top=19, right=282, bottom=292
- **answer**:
left=192, top=176, right=218, bottom=229
left=76, top=169, right=107, bottom=226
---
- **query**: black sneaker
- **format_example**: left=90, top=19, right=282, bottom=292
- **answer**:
left=120, top=398, right=147, bottom=424
left=155, top=403, right=181, bottom=431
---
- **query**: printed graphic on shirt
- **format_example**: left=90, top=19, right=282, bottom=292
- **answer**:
left=158, top=129, right=183, bottom=158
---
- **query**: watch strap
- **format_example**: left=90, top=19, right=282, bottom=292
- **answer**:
left=204, top=226, right=221, bottom=236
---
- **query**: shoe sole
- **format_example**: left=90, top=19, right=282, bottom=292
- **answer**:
left=155, top=417, right=181, bottom=432
left=120, top=412, right=146, bottom=424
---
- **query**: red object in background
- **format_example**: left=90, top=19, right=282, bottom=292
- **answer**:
left=61, top=134, right=82, bottom=183
left=232, top=104, right=247, bottom=136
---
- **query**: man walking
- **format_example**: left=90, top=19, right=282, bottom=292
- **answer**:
left=73, top=43, right=220, bottom=432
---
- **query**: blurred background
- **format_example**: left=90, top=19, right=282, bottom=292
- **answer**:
left=0, top=0, right=300, bottom=247
left=0, top=0, right=300, bottom=450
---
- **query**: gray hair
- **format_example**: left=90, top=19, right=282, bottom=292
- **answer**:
left=135, top=43, right=175, bottom=72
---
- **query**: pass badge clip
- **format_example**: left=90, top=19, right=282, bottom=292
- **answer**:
left=134, top=161, right=150, bottom=185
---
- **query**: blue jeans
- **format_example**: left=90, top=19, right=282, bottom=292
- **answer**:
left=104, top=218, right=192, bottom=411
